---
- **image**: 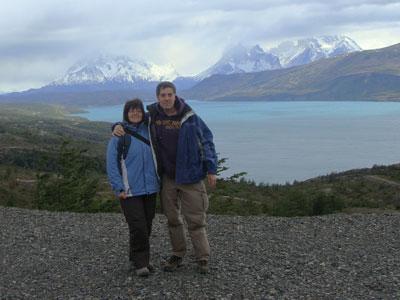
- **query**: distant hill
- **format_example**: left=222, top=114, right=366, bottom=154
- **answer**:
left=182, top=43, right=400, bottom=102
left=0, top=89, right=155, bottom=107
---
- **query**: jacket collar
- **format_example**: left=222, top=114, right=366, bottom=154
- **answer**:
left=147, top=96, right=193, bottom=117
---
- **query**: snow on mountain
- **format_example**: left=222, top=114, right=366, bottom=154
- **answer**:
left=196, top=44, right=281, bottom=80
left=49, top=55, right=180, bottom=88
left=177, top=36, right=360, bottom=90
left=42, top=35, right=361, bottom=92
left=267, top=35, right=362, bottom=68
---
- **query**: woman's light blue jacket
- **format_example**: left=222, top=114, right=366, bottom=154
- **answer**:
left=106, top=122, right=160, bottom=197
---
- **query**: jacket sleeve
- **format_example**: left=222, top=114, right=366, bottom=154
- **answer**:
left=111, top=122, right=120, bottom=132
left=196, top=116, right=218, bottom=175
left=106, top=137, right=125, bottom=194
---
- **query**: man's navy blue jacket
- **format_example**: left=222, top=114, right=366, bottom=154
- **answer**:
left=146, top=98, right=218, bottom=184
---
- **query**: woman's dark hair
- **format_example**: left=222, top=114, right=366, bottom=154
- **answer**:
left=123, top=98, right=145, bottom=124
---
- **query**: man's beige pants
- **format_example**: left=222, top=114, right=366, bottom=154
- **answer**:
left=161, top=175, right=210, bottom=261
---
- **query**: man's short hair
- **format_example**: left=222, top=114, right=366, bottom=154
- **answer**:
left=156, top=81, right=176, bottom=96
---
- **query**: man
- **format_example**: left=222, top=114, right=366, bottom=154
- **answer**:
left=113, top=81, right=218, bottom=274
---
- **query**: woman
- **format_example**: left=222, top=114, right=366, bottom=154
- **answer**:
left=106, top=98, right=160, bottom=277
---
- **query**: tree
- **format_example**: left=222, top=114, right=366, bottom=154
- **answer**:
left=216, top=156, right=247, bottom=182
left=35, top=140, right=99, bottom=212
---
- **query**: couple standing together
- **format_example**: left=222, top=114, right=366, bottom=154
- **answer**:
left=106, top=81, right=218, bottom=277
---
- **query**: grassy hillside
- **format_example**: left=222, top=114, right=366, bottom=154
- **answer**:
left=0, top=102, right=110, bottom=169
left=1, top=103, right=399, bottom=216
left=0, top=103, right=116, bottom=209
left=207, top=164, right=400, bottom=216
left=183, top=43, right=400, bottom=102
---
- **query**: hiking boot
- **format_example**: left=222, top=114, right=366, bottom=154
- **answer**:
left=163, top=255, right=183, bottom=272
left=197, top=260, right=210, bottom=274
left=136, top=267, right=150, bottom=277
left=147, top=265, right=155, bottom=273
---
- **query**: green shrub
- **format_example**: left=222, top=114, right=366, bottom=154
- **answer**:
left=0, top=187, right=15, bottom=207
left=34, top=140, right=99, bottom=212
left=312, top=193, right=346, bottom=215
left=272, top=189, right=311, bottom=217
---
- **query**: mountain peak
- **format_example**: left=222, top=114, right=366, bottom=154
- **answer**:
left=196, top=43, right=281, bottom=80
left=267, top=35, right=362, bottom=67
left=49, top=54, right=180, bottom=89
left=250, top=45, right=264, bottom=54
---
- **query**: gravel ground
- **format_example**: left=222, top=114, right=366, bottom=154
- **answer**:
left=1, top=206, right=399, bottom=300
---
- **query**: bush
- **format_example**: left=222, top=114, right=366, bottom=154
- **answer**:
left=312, top=193, right=346, bottom=215
left=271, top=190, right=346, bottom=217
left=272, top=189, right=311, bottom=217
left=34, top=140, right=100, bottom=212
left=0, top=187, right=16, bottom=207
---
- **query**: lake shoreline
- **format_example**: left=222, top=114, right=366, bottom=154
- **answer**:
left=69, top=101, right=400, bottom=184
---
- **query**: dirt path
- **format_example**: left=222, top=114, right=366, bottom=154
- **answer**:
left=365, top=175, right=400, bottom=188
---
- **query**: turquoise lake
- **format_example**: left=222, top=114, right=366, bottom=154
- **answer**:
left=72, top=101, right=400, bottom=184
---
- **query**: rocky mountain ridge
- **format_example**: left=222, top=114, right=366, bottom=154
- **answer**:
left=182, top=42, right=400, bottom=102
left=177, top=35, right=361, bottom=89
left=26, top=35, right=363, bottom=92
left=2, top=35, right=391, bottom=106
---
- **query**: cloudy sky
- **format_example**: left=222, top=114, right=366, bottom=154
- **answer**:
left=1, top=0, right=399, bottom=92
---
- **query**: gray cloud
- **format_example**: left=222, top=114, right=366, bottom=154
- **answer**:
left=0, top=0, right=399, bottom=91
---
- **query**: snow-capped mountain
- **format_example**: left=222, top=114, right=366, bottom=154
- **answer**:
left=267, top=35, right=362, bottom=68
left=196, top=44, right=281, bottom=80
left=39, top=35, right=362, bottom=93
left=177, top=36, right=360, bottom=90
left=174, top=44, right=282, bottom=90
left=48, top=55, right=180, bottom=90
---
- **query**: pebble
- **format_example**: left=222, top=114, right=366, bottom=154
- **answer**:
left=0, top=206, right=399, bottom=299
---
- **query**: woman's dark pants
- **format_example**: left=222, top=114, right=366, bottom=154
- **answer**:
left=120, top=193, right=156, bottom=269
